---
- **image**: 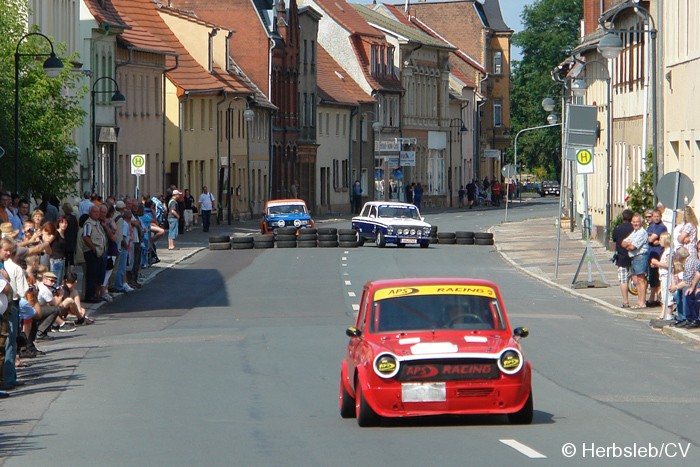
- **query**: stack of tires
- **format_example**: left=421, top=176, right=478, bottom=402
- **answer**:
left=317, top=227, right=339, bottom=248
left=209, top=235, right=231, bottom=250
left=231, top=235, right=254, bottom=250
left=253, top=234, right=274, bottom=249
left=297, top=228, right=318, bottom=248
left=456, top=231, right=475, bottom=245
left=338, top=229, right=359, bottom=248
left=275, top=227, right=298, bottom=248
left=429, top=226, right=438, bottom=244
left=474, top=232, right=494, bottom=245
left=437, top=232, right=457, bottom=245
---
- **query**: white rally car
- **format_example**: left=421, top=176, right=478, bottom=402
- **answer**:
left=351, top=201, right=431, bottom=248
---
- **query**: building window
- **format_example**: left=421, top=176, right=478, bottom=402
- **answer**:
left=493, top=51, right=502, bottom=75
left=335, top=113, right=340, bottom=136
left=387, top=46, right=395, bottom=77
left=494, top=100, right=502, bottom=127
left=342, top=159, right=349, bottom=189
left=333, top=159, right=340, bottom=189
left=310, top=41, right=316, bottom=71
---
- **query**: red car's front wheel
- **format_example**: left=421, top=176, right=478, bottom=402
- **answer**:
left=355, top=384, right=381, bottom=427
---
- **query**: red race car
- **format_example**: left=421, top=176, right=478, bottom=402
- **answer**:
left=339, top=277, right=532, bottom=427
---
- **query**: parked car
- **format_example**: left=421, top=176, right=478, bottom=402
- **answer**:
left=351, top=201, right=431, bottom=248
left=260, top=199, right=314, bottom=234
left=540, top=180, right=560, bottom=197
left=339, top=277, right=533, bottom=426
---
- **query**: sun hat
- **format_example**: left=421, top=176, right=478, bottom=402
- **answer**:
left=0, top=222, right=19, bottom=238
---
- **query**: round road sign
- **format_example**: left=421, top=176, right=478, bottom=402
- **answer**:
left=656, top=171, right=694, bottom=210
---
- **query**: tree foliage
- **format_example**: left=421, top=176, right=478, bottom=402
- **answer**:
left=0, top=0, right=86, bottom=198
left=509, top=0, right=582, bottom=180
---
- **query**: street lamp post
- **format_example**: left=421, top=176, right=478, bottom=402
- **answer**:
left=14, top=32, right=64, bottom=194
left=570, top=58, right=613, bottom=242
left=449, top=118, right=467, bottom=207
left=598, top=3, right=657, bottom=202
left=91, top=77, right=126, bottom=196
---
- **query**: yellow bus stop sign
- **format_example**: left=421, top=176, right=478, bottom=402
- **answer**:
left=576, top=148, right=593, bottom=174
left=131, top=154, right=146, bottom=175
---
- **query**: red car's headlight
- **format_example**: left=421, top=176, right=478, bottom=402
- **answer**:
left=373, top=353, right=400, bottom=379
left=498, top=348, right=524, bottom=375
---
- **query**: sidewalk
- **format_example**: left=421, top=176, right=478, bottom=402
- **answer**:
left=492, top=218, right=700, bottom=347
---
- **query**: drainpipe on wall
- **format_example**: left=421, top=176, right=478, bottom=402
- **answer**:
left=349, top=106, right=359, bottom=210
left=163, top=56, right=179, bottom=194
left=216, top=91, right=230, bottom=222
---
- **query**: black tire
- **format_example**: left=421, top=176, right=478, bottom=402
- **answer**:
left=338, top=228, right=357, bottom=236
left=474, top=232, right=494, bottom=240
left=317, top=227, right=338, bottom=236
left=253, top=234, right=272, bottom=243
left=276, top=240, right=297, bottom=248
left=429, top=237, right=438, bottom=244
left=338, top=241, right=358, bottom=248
left=209, top=242, right=231, bottom=250
left=456, top=238, right=475, bottom=245
left=420, top=241, right=430, bottom=249
left=339, top=378, right=355, bottom=419
left=318, top=240, right=339, bottom=248
left=297, top=234, right=317, bottom=242
left=297, top=240, right=318, bottom=248
left=317, top=234, right=338, bottom=242
left=275, top=234, right=297, bottom=242
left=438, top=238, right=457, bottom=245
left=254, top=241, right=274, bottom=249
left=300, top=228, right=317, bottom=235
left=430, top=226, right=438, bottom=235
left=356, top=235, right=365, bottom=246
left=231, top=236, right=254, bottom=244
left=437, top=232, right=456, bottom=240
left=276, top=227, right=297, bottom=235
left=508, top=391, right=533, bottom=425
left=209, top=235, right=230, bottom=243
left=232, top=242, right=254, bottom=250
left=375, top=231, right=386, bottom=248
left=475, top=238, right=494, bottom=246
left=356, top=385, right=380, bottom=427
left=338, top=234, right=358, bottom=242
left=455, top=231, right=475, bottom=239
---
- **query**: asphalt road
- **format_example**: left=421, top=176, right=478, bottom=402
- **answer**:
left=3, top=199, right=699, bottom=466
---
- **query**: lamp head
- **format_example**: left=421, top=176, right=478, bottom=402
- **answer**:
left=372, top=121, right=382, bottom=132
left=43, top=53, right=64, bottom=78
left=110, top=90, right=126, bottom=107
left=243, top=108, right=255, bottom=122
left=541, top=97, right=555, bottom=113
left=571, top=78, right=587, bottom=97
left=547, top=114, right=559, bottom=125
left=598, top=32, right=624, bottom=60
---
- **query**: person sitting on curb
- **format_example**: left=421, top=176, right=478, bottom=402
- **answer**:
left=669, top=247, right=700, bottom=328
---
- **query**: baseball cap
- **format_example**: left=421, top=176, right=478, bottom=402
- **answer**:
left=43, top=272, right=58, bottom=280
left=172, top=189, right=183, bottom=195
left=115, top=200, right=126, bottom=209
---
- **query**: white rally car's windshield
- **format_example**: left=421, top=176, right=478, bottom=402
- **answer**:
left=377, top=206, right=420, bottom=220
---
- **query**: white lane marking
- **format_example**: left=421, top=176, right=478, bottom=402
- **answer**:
left=342, top=263, right=347, bottom=267
left=352, top=304, right=360, bottom=311
left=343, top=273, right=349, bottom=276
left=342, top=256, right=347, bottom=260
left=344, top=280, right=352, bottom=285
left=348, top=292, right=356, bottom=297
left=499, top=439, right=547, bottom=459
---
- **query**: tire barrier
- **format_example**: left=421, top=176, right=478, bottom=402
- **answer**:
left=221, top=228, right=496, bottom=251
left=209, top=234, right=231, bottom=250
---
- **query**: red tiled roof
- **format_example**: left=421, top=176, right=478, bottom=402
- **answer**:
left=83, top=0, right=131, bottom=30
left=110, top=0, right=250, bottom=95
left=314, top=0, right=385, bottom=37
left=160, top=0, right=272, bottom=99
left=110, top=0, right=174, bottom=55
left=452, top=68, right=476, bottom=89
left=317, top=44, right=373, bottom=105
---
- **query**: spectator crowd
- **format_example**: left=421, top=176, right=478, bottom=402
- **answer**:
left=612, top=203, right=700, bottom=329
left=0, top=186, right=213, bottom=397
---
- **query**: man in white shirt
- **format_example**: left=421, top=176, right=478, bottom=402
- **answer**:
left=198, top=186, right=215, bottom=232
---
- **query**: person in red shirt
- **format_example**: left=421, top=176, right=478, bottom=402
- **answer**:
left=491, top=179, right=502, bottom=207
